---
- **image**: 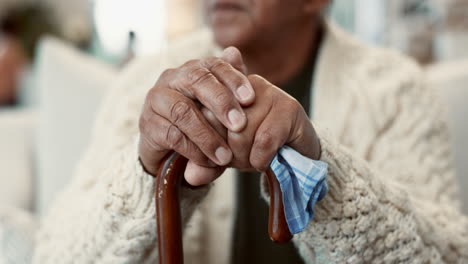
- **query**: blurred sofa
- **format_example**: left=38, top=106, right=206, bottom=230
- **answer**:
left=34, top=37, right=118, bottom=214
left=0, top=37, right=117, bottom=263
left=0, top=109, right=35, bottom=211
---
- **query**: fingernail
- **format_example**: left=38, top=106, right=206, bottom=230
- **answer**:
left=215, top=146, right=232, bottom=165
left=237, top=84, right=253, bottom=101
left=228, top=109, right=245, bottom=131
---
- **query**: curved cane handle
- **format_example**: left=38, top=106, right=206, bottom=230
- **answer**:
left=155, top=151, right=292, bottom=264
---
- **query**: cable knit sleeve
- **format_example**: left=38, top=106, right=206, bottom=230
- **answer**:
left=33, top=56, right=210, bottom=263
left=292, top=60, right=468, bottom=263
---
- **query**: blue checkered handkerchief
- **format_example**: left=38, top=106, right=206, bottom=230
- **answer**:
left=270, top=146, right=328, bottom=234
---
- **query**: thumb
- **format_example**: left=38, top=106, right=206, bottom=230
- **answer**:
left=222, top=46, right=248, bottom=74
left=288, top=117, right=321, bottom=161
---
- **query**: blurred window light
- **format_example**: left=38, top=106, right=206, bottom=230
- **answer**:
left=328, top=0, right=356, bottom=33
left=354, top=0, right=386, bottom=44
left=93, top=0, right=167, bottom=57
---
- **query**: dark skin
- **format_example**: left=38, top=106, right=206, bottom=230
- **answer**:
left=139, top=0, right=329, bottom=185
left=206, top=0, right=326, bottom=85
left=0, top=35, right=26, bottom=105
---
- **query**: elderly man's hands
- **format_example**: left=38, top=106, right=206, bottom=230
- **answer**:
left=187, top=74, right=321, bottom=185
left=138, top=47, right=320, bottom=186
left=138, top=47, right=255, bottom=177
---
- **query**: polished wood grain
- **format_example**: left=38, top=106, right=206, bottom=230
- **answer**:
left=266, top=169, right=293, bottom=243
left=155, top=152, right=186, bottom=264
left=155, top=151, right=292, bottom=264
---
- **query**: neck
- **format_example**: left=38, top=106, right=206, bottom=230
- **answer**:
left=241, top=18, right=322, bottom=86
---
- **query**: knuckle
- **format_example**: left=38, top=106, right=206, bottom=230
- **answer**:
left=139, top=112, right=158, bottom=136
left=145, top=85, right=159, bottom=104
left=138, top=117, right=165, bottom=153
left=207, top=57, right=245, bottom=86
left=283, top=97, right=300, bottom=113
left=154, top=68, right=178, bottom=95
left=160, top=68, right=174, bottom=78
left=195, top=132, right=215, bottom=150
left=170, top=100, right=192, bottom=124
left=254, top=131, right=275, bottom=152
left=159, top=68, right=176, bottom=85
left=191, top=125, right=219, bottom=150
left=247, top=74, right=263, bottom=83
left=212, top=91, right=233, bottom=108
left=188, top=66, right=213, bottom=86
left=208, top=58, right=229, bottom=72
left=144, top=94, right=159, bottom=114
left=183, top=59, right=199, bottom=67
left=251, top=131, right=280, bottom=170
left=165, top=124, right=184, bottom=149
left=249, top=132, right=276, bottom=171
left=247, top=74, right=266, bottom=89
left=225, top=73, right=245, bottom=89
left=204, top=57, right=222, bottom=67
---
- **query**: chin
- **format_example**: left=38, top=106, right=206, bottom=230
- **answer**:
left=209, top=13, right=253, bottom=48
left=212, top=26, right=250, bottom=48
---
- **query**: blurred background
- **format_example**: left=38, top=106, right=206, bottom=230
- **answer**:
left=0, top=0, right=467, bottom=262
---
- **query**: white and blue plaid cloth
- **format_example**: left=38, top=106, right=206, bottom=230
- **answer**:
left=270, top=146, right=328, bottom=234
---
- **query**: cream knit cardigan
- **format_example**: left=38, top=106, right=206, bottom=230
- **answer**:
left=33, top=22, right=468, bottom=263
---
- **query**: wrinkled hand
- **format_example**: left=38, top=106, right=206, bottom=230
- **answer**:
left=187, top=75, right=321, bottom=186
left=138, top=47, right=255, bottom=178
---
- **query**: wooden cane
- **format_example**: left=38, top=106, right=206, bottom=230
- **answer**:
left=155, top=151, right=292, bottom=264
